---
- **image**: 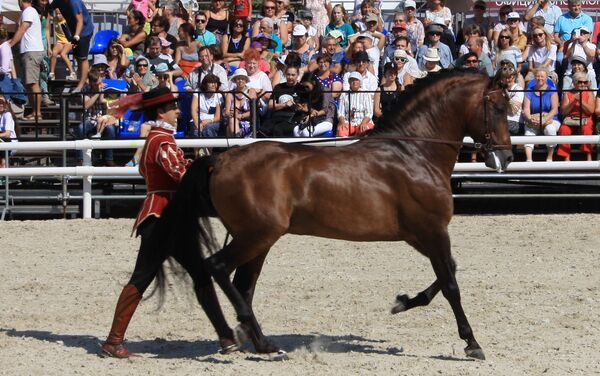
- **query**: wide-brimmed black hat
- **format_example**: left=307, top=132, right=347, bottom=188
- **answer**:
left=142, top=86, right=177, bottom=108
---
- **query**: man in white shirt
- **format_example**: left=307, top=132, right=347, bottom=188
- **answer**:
left=10, top=0, right=44, bottom=120
left=342, top=51, right=378, bottom=95
left=185, top=46, right=229, bottom=91
left=525, top=0, right=563, bottom=35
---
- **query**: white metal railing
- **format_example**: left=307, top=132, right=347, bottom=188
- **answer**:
left=2, top=136, right=600, bottom=219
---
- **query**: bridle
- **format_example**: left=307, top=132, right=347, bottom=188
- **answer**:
left=480, top=88, right=513, bottom=152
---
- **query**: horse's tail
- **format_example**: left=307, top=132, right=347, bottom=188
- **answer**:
left=150, top=156, right=220, bottom=305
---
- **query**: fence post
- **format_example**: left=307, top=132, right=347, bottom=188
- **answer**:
left=82, top=146, right=92, bottom=219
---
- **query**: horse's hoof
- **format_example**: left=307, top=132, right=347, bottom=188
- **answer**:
left=465, top=346, right=486, bottom=360
left=233, top=324, right=250, bottom=347
left=391, top=294, right=409, bottom=314
left=267, top=350, right=288, bottom=361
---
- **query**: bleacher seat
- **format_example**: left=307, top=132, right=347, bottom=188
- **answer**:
left=175, top=80, right=190, bottom=138
left=89, top=30, right=120, bottom=55
left=118, top=109, right=144, bottom=138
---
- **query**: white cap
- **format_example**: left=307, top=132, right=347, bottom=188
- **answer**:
left=507, top=12, right=520, bottom=19
left=404, top=0, right=416, bottom=9
left=348, top=71, right=363, bottom=82
left=231, top=68, right=250, bottom=81
left=579, top=26, right=590, bottom=33
left=292, top=24, right=308, bottom=36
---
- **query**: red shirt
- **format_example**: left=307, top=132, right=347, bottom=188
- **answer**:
left=133, top=126, right=191, bottom=232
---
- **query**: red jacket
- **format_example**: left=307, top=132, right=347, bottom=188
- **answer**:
left=133, top=127, right=191, bottom=232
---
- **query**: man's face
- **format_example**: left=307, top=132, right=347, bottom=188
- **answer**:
left=463, top=56, right=479, bottom=68
left=195, top=15, right=207, bottom=31
left=467, top=38, right=481, bottom=55
left=285, top=68, right=298, bottom=84
left=148, top=43, right=161, bottom=58
left=355, top=59, right=368, bottom=74
left=159, top=102, right=180, bottom=125
left=199, top=49, right=212, bottom=66
left=325, top=39, right=338, bottom=54
left=568, top=1, right=582, bottom=16
left=395, top=39, right=408, bottom=51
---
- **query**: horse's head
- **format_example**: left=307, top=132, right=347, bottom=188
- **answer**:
left=468, top=85, right=513, bottom=172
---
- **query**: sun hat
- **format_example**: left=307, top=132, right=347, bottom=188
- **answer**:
left=230, top=68, right=250, bottom=82
left=348, top=71, right=363, bottom=82
left=154, top=63, right=169, bottom=73
left=394, top=49, right=409, bottom=59
left=423, top=47, right=440, bottom=62
left=327, top=29, right=344, bottom=40
left=159, top=37, right=171, bottom=47
left=365, top=12, right=378, bottom=23
left=426, top=24, right=444, bottom=34
left=253, top=33, right=277, bottom=49
left=570, top=54, right=587, bottom=65
left=92, top=54, right=109, bottom=68
left=507, top=12, right=520, bottom=20
left=292, top=24, right=307, bottom=36
left=404, top=0, right=416, bottom=9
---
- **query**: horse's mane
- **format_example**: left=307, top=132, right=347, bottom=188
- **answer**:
left=371, top=69, right=489, bottom=136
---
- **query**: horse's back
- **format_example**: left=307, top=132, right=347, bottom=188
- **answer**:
left=210, top=141, right=453, bottom=242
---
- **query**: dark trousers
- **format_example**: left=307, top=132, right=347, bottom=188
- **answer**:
left=128, top=216, right=212, bottom=293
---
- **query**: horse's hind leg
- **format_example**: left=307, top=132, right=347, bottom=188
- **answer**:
left=205, top=240, right=280, bottom=355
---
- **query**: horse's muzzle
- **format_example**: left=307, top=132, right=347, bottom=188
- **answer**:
left=485, top=150, right=513, bottom=173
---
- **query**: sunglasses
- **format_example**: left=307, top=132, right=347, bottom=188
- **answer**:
left=507, top=18, right=519, bottom=22
left=474, top=5, right=485, bottom=10
left=196, top=18, right=207, bottom=23
left=499, top=35, right=511, bottom=39
left=394, top=57, right=408, bottom=63
left=158, top=74, right=169, bottom=80
left=264, top=6, right=275, bottom=9
left=429, top=32, right=442, bottom=36
left=303, top=16, right=313, bottom=20
left=534, top=33, right=545, bottom=37
left=465, top=59, right=478, bottom=64
left=234, top=23, right=244, bottom=27
left=137, top=64, right=148, bottom=68
left=576, top=80, right=589, bottom=85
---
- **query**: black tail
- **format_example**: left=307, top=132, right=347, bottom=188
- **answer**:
left=151, top=156, right=221, bottom=303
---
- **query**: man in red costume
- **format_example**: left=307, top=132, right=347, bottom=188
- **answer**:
left=101, top=86, right=237, bottom=358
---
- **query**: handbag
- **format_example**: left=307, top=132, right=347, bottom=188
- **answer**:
left=563, top=115, right=586, bottom=127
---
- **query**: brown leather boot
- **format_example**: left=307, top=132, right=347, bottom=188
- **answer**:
left=100, top=284, right=142, bottom=358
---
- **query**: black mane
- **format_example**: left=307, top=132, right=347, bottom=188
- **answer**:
left=371, top=69, right=489, bottom=136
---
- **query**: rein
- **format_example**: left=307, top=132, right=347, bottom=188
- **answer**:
left=296, top=87, right=512, bottom=152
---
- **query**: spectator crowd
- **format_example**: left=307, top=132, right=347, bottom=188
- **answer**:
left=1, top=0, right=600, bottom=165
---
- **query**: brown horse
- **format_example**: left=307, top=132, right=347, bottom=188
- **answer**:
left=159, top=70, right=513, bottom=360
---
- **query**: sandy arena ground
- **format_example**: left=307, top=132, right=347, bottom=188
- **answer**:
left=1, top=215, right=599, bottom=375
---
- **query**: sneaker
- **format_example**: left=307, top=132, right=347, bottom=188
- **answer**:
left=48, top=72, right=55, bottom=80
left=67, top=72, right=78, bottom=80
left=91, top=132, right=102, bottom=139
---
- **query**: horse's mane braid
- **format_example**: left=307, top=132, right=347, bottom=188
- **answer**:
left=371, top=69, right=488, bottom=135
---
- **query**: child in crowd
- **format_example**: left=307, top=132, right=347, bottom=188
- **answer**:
left=49, top=9, right=77, bottom=80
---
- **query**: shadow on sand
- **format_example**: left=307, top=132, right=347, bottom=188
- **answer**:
left=1, top=327, right=474, bottom=362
